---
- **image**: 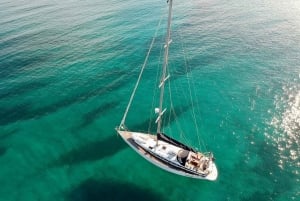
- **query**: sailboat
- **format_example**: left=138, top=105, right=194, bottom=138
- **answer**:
left=116, top=0, right=218, bottom=181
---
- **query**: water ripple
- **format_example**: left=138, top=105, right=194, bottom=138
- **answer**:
left=268, top=83, right=300, bottom=171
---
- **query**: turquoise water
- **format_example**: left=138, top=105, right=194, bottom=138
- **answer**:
left=0, top=0, right=299, bottom=200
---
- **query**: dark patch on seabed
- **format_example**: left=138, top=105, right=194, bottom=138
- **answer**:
left=0, top=146, right=7, bottom=157
left=0, top=102, right=33, bottom=126
left=241, top=141, right=295, bottom=201
left=0, top=50, right=51, bottom=79
left=0, top=81, right=48, bottom=100
left=67, top=178, right=165, bottom=201
left=52, top=134, right=126, bottom=167
left=242, top=191, right=276, bottom=201
left=0, top=128, right=18, bottom=140
left=77, top=101, right=120, bottom=129
left=0, top=71, right=130, bottom=126
left=171, top=53, right=219, bottom=78
left=52, top=104, right=191, bottom=168
left=52, top=104, right=190, bottom=167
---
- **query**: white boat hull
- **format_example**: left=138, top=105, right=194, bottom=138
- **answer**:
left=117, top=130, right=218, bottom=181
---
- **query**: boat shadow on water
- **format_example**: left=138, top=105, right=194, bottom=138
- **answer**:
left=67, top=178, right=165, bottom=201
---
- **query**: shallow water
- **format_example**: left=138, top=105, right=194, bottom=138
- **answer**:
left=0, top=0, right=299, bottom=200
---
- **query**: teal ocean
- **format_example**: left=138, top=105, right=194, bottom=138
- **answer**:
left=0, top=0, right=299, bottom=200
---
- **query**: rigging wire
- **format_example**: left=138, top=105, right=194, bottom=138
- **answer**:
left=177, top=29, right=208, bottom=151
left=119, top=16, right=163, bottom=130
left=167, top=71, right=191, bottom=145
left=148, top=17, right=165, bottom=133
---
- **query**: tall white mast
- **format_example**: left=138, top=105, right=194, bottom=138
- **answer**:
left=157, top=0, right=173, bottom=134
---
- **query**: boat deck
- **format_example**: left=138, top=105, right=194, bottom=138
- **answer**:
left=116, top=130, right=218, bottom=180
left=117, top=130, right=173, bottom=167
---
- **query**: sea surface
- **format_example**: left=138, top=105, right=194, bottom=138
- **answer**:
left=0, top=0, right=299, bottom=200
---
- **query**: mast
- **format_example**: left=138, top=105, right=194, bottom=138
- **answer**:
left=157, top=0, right=173, bottom=134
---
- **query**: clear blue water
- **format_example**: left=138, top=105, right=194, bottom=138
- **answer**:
left=0, top=0, right=299, bottom=200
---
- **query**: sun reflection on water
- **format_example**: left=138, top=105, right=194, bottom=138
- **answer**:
left=267, top=84, right=300, bottom=172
